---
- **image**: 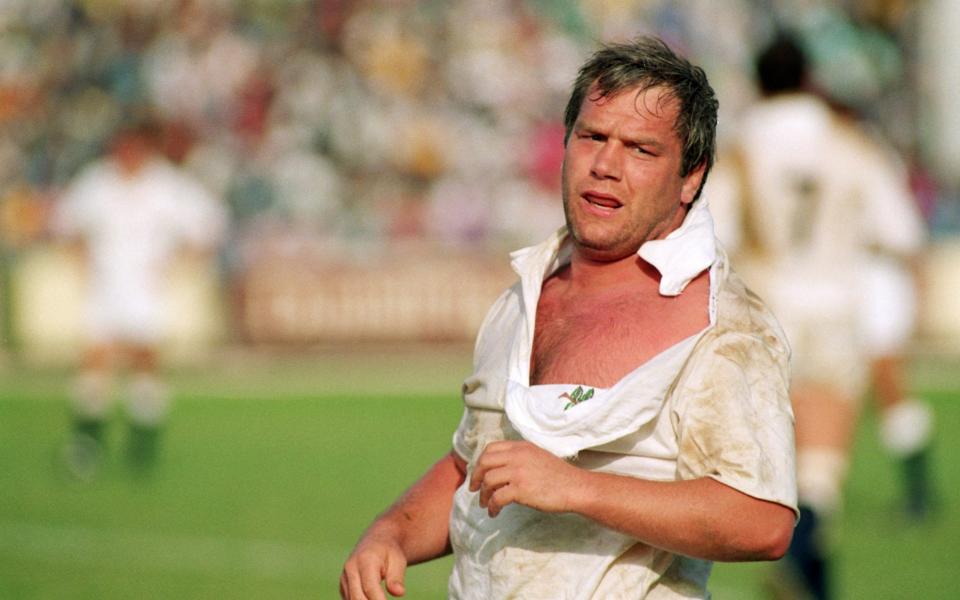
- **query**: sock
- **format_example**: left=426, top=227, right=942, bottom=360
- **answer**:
left=901, top=449, right=933, bottom=518
left=127, top=423, right=161, bottom=471
left=125, top=374, right=170, bottom=427
left=789, top=448, right=847, bottom=600
left=880, top=399, right=934, bottom=517
left=796, top=448, right=848, bottom=516
left=71, top=372, right=112, bottom=420
left=880, top=399, right=933, bottom=457
left=785, top=505, right=830, bottom=600
left=73, top=417, right=105, bottom=444
left=124, top=375, right=170, bottom=473
left=63, top=416, right=106, bottom=481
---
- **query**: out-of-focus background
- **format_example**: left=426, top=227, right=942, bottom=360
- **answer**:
left=0, top=1, right=956, bottom=598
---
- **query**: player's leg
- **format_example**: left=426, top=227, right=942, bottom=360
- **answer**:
left=123, top=343, right=170, bottom=471
left=783, top=383, right=859, bottom=600
left=871, top=355, right=935, bottom=518
left=64, top=344, right=116, bottom=480
left=112, top=284, right=171, bottom=472
left=861, top=260, right=935, bottom=517
left=775, top=314, right=866, bottom=600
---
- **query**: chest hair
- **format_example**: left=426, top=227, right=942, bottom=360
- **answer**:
left=530, top=280, right=708, bottom=388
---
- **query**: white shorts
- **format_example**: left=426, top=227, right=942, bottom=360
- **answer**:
left=86, top=284, right=165, bottom=345
left=743, top=264, right=868, bottom=401
left=783, top=311, right=869, bottom=402
left=858, top=258, right=916, bottom=355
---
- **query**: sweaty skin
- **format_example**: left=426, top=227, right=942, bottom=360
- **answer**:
left=561, top=84, right=703, bottom=264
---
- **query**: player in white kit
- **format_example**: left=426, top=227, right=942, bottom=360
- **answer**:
left=53, top=119, right=225, bottom=478
left=705, top=33, right=929, bottom=599
left=341, top=37, right=797, bottom=600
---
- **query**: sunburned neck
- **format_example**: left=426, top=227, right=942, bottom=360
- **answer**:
left=562, top=247, right=662, bottom=293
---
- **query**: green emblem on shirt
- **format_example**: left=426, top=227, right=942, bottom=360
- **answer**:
left=560, top=386, right=595, bottom=410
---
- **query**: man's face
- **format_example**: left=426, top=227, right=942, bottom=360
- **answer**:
left=113, top=133, right=152, bottom=176
left=561, top=84, right=705, bottom=262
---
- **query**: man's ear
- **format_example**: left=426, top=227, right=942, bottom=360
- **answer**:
left=680, top=161, right=707, bottom=205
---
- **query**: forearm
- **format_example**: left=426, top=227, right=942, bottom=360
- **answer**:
left=471, top=441, right=794, bottom=562
left=569, top=471, right=794, bottom=562
left=361, top=450, right=466, bottom=565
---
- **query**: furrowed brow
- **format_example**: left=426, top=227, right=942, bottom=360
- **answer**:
left=574, top=119, right=606, bottom=134
left=626, top=136, right=665, bottom=150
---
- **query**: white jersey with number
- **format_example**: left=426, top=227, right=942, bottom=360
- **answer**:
left=707, top=94, right=924, bottom=395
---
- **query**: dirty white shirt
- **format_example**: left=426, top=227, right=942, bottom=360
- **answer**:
left=448, top=201, right=796, bottom=599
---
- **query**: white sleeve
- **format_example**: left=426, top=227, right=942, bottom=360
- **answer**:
left=52, top=166, right=101, bottom=239
left=859, top=144, right=926, bottom=257
left=673, top=330, right=798, bottom=517
left=171, top=173, right=227, bottom=249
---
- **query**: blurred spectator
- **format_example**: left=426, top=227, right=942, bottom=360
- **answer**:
left=143, top=0, right=259, bottom=135
left=51, top=117, right=225, bottom=479
left=0, top=0, right=952, bottom=348
left=1, top=0, right=942, bottom=252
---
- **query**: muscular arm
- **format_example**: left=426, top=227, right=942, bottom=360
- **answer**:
left=341, top=450, right=467, bottom=600
left=572, top=469, right=794, bottom=561
left=471, top=441, right=794, bottom=562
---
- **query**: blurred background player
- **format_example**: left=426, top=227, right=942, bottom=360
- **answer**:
left=52, top=117, right=226, bottom=479
left=860, top=206, right=934, bottom=519
left=705, top=32, right=930, bottom=599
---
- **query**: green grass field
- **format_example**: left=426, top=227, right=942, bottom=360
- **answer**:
left=0, top=346, right=956, bottom=599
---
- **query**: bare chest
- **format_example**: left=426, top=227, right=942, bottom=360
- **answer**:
left=529, top=282, right=709, bottom=388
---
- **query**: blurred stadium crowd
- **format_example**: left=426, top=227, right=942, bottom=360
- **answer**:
left=1, top=0, right=959, bottom=349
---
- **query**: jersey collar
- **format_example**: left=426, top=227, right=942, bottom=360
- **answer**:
left=510, top=198, right=718, bottom=298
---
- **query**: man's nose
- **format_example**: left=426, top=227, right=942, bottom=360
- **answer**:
left=590, top=142, right=621, bottom=180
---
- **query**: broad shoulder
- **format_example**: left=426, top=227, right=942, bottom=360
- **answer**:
left=67, top=161, right=116, bottom=195
left=710, top=266, right=790, bottom=360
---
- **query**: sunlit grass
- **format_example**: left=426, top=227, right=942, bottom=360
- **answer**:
left=0, top=352, right=955, bottom=598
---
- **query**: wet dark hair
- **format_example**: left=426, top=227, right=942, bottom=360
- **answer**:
left=755, top=32, right=808, bottom=95
left=562, top=36, right=718, bottom=197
